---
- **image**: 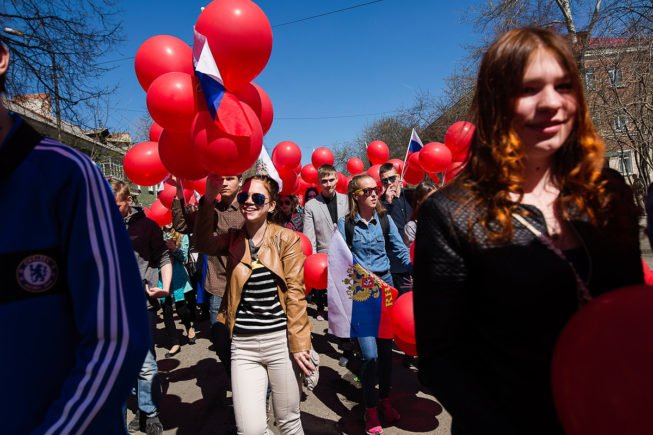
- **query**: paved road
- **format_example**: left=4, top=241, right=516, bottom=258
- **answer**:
left=127, top=306, right=451, bottom=435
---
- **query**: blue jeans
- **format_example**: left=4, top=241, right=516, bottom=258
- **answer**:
left=357, top=337, right=393, bottom=409
left=356, top=272, right=394, bottom=408
left=208, top=293, right=223, bottom=325
left=137, top=310, right=161, bottom=415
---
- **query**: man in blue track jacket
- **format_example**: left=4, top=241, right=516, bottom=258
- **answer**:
left=0, top=42, right=150, bottom=434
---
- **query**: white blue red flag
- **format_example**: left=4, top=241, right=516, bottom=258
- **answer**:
left=327, top=231, right=397, bottom=338
left=193, top=28, right=225, bottom=120
left=407, top=128, right=424, bottom=153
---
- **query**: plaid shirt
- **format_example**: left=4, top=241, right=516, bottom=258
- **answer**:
left=172, top=196, right=244, bottom=297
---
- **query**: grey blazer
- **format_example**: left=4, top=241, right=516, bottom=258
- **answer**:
left=302, top=192, right=349, bottom=253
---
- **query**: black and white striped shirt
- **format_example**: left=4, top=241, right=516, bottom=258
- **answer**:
left=233, top=263, right=286, bottom=334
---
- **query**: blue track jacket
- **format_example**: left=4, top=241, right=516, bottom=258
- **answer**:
left=0, top=116, right=150, bottom=434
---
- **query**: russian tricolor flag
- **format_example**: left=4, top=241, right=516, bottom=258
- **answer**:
left=193, top=28, right=225, bottom=120
left=408, top=128, right=424, bottom=153
left=327, top=231, right=397, bottom=339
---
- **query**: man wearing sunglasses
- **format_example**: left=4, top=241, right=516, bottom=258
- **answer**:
left=303, top=164, right=349, bottom=320
left=379, top=163, right=413, bottom=295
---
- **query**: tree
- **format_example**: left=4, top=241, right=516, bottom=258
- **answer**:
left=0, top=0, right=123, bottom=132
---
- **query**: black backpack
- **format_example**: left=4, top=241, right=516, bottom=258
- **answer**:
left=344, top=213, right=391, bottom=252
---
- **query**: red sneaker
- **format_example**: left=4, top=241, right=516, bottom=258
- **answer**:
left=364, top=407, right=383, bottom=434
left=378, top=398, right=400, bottom=423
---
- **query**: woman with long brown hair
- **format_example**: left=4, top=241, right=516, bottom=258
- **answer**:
left=338, top=174, right=411, bottom=435
left=413, top=27, right=642, bottom=435
left=194, top=174, right=314, bottom=435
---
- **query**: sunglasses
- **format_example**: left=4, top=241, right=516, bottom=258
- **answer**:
left=354, top=186, right=383, bottom=197
left=280, top=200, right=292, bottom=206
left=237, top=191, right=268, bottom=207
left=381, top=175, right=399, bottom=185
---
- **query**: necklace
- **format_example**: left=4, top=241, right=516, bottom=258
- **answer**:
left=248, top=222, right=268, bottom=248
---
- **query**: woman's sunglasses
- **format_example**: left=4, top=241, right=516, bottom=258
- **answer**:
left=280, top=200, right=292, bottom=206
left=354, top=186, right=383, bottom=197
left=237, top=191, right=268, bottom=207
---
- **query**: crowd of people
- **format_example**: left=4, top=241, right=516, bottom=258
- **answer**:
left=1, top=26, right=646, bottom=435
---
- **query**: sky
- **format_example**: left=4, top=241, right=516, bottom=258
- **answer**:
left=101, top=0, right=481, bottom=164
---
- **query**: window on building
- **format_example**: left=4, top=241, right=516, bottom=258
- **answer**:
left=608, top=67, right=623, bottom=87
left=613, top=113, right=628, bottom=132
left=584, top=67, right=595, bottom=90
left=617, top=150, right=633, bottom=175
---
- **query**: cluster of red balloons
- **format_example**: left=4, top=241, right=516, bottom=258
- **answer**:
left=125, top=0, right=275, bottom=191
left=343, top=121, right=474, bottom=187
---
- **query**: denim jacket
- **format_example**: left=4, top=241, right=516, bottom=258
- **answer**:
left=338, top=212, right=411, bottom=274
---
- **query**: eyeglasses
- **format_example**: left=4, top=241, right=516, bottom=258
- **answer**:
left=354, top=186, right=383, bottom=197
left=280, top=200, right=292, bottom=206
left=381, top=175, right=399, bottom=185
left=237, top=191, right=268, bottom=207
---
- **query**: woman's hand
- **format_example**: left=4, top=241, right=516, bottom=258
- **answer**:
left=293, top=350, right=316, bottom=376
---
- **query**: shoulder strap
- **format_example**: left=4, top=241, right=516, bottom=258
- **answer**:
left=345, top=218, right=354, bottom=249
left=380, top=213, right=391, bottom=252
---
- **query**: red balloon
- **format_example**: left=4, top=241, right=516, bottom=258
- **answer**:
left=272, top=141, right=302, bottom=169
left=124, top=141, right=169, bottom=186
left=234, top=82, right=274, bottom=134
left=157, top=179, right=193, bottom=209
left=444, top=121, right=475, bottom=159
left=367, top=140, right=390, bottom=165
left=311, top=147, right=335, bottom=169
left=336, top=172, right=348, bottom=194
left=552, top=285, right=653, bottom=435
left=367, top=164, right=381, bottom=184
left=444, top=160, right=467, bottom=184
left=301, top=164, right=319, bottom=185
left=427, top=172, right=441, bottom=185
left=420, top=142, right=452, bottom=173
left=347, top=157, right=365, bottom=175
left=158, top=129, right=209, bottom=180
left=394, top=335, right=417, bottom=357
left=391, top=292, right=416, bottom=344
left=388, top=158, right=404, bottom=175
left=296, top=231, right=313, bottom=257
left=148, top=199, right=172, bottom=227
left=146, top=72, right=199, bottom=132
left=191, top=104, right=263, bottom=176
left=279, top=171, right=299, bottom=195
left=134, top=35, right=193, bottom=91
left=404, top=166, right=424, bottom=185
left=304, top=253, right=328, bottom=291
left=183, top=177, right=207, bottom=196
left=407, top=151, right=423, bottom=171
left=149, top=122, right=164, bottom=142
left=195, top=0, right=272, bottom=92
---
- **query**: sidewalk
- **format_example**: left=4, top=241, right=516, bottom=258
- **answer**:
left=130, top=308, right=451, bottom=434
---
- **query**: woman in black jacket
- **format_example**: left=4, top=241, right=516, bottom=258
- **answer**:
left=413, top=27, right=643, bottom=435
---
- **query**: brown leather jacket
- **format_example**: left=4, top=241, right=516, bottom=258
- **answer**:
left=194, top=203, right=311, bottom=353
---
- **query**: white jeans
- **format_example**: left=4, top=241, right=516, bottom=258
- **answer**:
left=231, top=330, right=303, bottom=435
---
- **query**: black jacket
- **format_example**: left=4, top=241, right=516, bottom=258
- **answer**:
left=413, top=172, right=642, bottom=435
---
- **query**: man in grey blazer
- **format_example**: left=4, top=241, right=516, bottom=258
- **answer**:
left=303, top=164, right=349, bottom=319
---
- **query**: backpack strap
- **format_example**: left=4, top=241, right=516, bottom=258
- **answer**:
left=345, top=218, right=355, bottom=249
left=345, top=214, right=391, bottom=251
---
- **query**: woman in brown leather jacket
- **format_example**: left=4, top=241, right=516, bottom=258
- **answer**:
left=413, top=27, right=643, bottom=435
left=194, top=174, right=314, bottom=435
